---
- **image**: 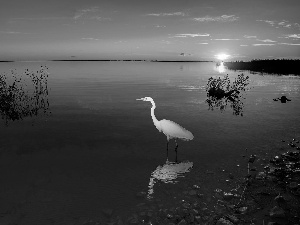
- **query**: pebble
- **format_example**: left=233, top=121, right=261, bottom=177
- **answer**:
left=256, top=172, right=266, bottom=180
left=288, top=143, right=296, bottom=147
left=189, top=190, right=197, bottom=196
left=215, top=188, right=223, bottom=193
left=237, top=206, right=247, bottom=214
left=216, top=218, right=234, bottom=225
left=288, top=182, right=298, bottom=189
left=269, top=206, right=285, bottom=218
left=223, top=192, right=234, bottom=201
left=274, top=193, right=285, bottom=204
left=195, top=215, right=201, bottom=223
left=226, top=214, right=239, bottom=223
left=197, top=193, right=204, bottom=198
left=182, top=202, right=190, bottom=209
left=177, top=219, right=187, bottom=225
left=193, top=184, right=200, bottom=189
left=192, top=209, right=199, bottom=214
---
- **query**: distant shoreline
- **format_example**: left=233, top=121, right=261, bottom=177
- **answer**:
left=1, top=60, right=213, bottom=63
left=224, top=59, right=300, bottom=75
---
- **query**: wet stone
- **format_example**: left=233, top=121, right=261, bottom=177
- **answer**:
left=177, top=219, right=187, bottom=225
left=197, top=193, right=204, bottom=198
left=269, top=206, right=285, bottom=218
left=216, top=218, right=234, bottom=225
left=236, top=206, right=247, bottom=214
left=182, top=202, right=190, bottom=209
left=225, top=214, right=239, bottom=223
left=256, top=172, right=266, bottom=180
left=193, top=185, right=200, bottom=189
left=189, top=190, right=197, bottom=196
left=223, top=192, right=234, bottom=201
left=192, top=209, right=199, bottom=215
left=195, top=215, right=201, bottom=223
left=289, top=182, right=299, bottom=189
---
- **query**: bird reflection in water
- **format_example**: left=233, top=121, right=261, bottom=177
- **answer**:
left=147, top=160, right=193, bottom=199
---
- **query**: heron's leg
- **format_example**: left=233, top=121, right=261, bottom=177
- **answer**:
left=175, top=139, right=178, bottom=162
left=166, top=140, right=169, bottom=160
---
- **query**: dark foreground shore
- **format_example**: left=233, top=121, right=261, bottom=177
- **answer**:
left=224, top=60, right=300, bottom=75
left=1, top=137, right=299, bottom=225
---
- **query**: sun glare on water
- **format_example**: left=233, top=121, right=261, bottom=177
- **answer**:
left=216, top=53, right=230, bottom=61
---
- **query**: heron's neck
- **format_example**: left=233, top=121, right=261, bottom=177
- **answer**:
left=150, top=101, right=160, bottom=128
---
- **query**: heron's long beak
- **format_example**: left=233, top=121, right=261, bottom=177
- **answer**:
left=136, top=98, right=144, bottom=101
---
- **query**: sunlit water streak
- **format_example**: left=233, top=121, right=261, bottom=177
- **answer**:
left=0, top=61, right=300, bottom=223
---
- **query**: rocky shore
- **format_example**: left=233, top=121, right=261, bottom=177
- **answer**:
left=64, top=138, right=300, bottom=225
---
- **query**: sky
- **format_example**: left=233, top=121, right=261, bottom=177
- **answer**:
left=0, top=0, right=299, bottom=61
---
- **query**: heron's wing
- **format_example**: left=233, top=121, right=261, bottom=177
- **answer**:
left=160, top=119, right=194, bottom=140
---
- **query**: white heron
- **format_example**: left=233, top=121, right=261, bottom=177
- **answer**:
left=136, top=97, right=194, bottom=162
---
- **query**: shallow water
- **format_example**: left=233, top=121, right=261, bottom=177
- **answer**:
left=0, top=61, right=300, bottom=223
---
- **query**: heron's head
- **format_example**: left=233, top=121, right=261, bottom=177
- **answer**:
left=136, top=97, right=153, bottom=102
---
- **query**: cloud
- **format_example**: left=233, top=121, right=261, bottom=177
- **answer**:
left=212, top=38, right=240, bottom=41
left=244, top=35, right=257, bottom=39
left=257, top=39, right=277, bottom=42
left=278, top=43, right=300, bottom=45
left=74, top=7, right=99, bottom=20
left=10, top=17, right=67, bottom=21
left=82, top=38, right=101, bottom=41
left=197, top=43, right=208, bottom=45
left=257, top=20, right=300, bottom=29
left=145, top=12, right=186, bottom=17
left=0, top=31, right=31, bottom=34
left=284, top=34, right=300, bottom=39
left=73, top=7, right=111, bottom=21
left=240, top=45, right=248, bottom=46
left=252, top=44, right=275, bottom=46
left=257, top=20, right=276, bottom=26
left=192, top=15, right=239, bottom=22
left=172, top=33, right=210, bottom=38
left=154, top=25, right=166, bottom=28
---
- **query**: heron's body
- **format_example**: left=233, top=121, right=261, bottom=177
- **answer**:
left=158, top=119, right=194, bottom=141
left=137, top=97, right=194, bottom=161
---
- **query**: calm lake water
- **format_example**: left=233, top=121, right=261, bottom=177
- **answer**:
left=0, top=61, right=300, bottom=224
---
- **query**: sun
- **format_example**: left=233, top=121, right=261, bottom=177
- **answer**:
left=216, top=53, right=230, bottom=61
